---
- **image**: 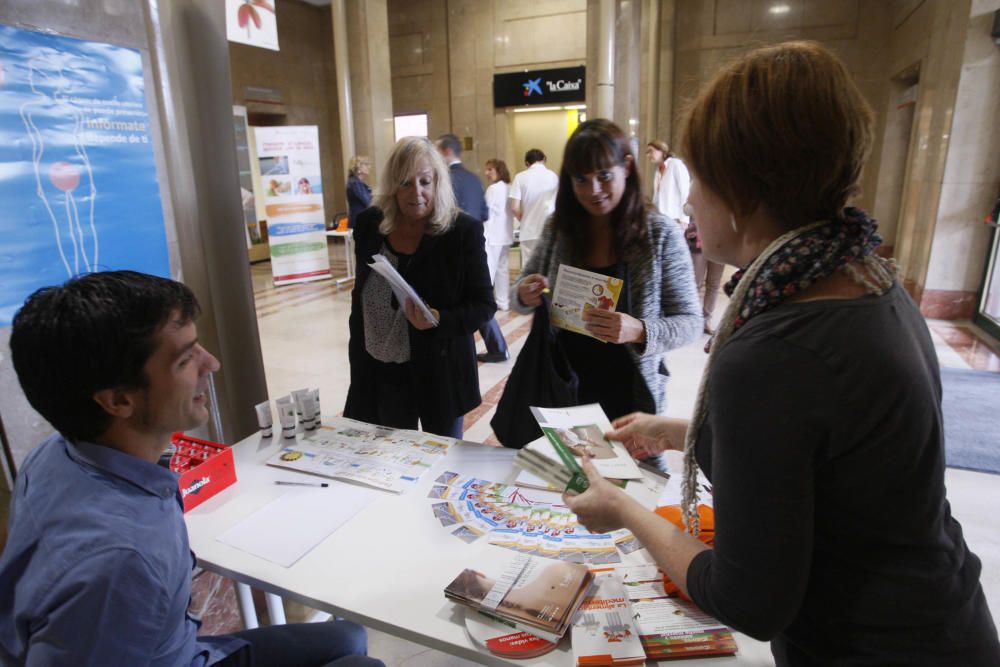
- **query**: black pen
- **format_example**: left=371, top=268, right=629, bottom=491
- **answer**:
left=274, top=480, right=328, bottom=488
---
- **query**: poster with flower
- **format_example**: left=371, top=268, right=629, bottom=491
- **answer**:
left=226, top=0, right=279, bottom=52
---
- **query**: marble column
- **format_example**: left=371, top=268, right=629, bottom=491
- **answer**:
left=346, top=0, right=395, bottom=189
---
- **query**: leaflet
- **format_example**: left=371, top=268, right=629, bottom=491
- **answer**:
left=266, top=417, right=452, bottom=493
left=368, top=253, right=439, bottom=326
left=530, top=404, right=643, bottom=480
left=549, top=263, right=623, bottom=339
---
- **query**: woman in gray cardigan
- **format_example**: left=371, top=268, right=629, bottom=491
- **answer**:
left=513, top=119, right=701, bottom=418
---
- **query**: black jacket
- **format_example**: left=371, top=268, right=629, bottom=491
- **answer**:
left=344, top=208, right=496, bottom=425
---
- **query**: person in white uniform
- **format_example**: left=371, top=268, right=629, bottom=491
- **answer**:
left=509, top=148, right=559, bottom=266
left=483, top=158, right=513, bottom=310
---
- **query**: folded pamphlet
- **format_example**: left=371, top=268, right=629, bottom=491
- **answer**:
left=571, top=572, right=646, bottom=666
left=550, top=264, right=624, bottom=340
left=512, top=404, right=643, bottom=493
left=368, top=253, right=439, bottom=326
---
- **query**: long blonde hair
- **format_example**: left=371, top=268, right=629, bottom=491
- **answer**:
left=375, top=137, right=457, bottom=236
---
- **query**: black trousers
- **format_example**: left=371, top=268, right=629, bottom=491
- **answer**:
left=372, top=359, right=464, bottom=438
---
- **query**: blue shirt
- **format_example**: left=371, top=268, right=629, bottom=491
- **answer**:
left=0, top=434, right=245, bottom=666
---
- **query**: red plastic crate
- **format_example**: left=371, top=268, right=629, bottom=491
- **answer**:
left=170, top=433, right=237, bottom=512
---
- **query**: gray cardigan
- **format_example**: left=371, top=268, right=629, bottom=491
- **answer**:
left=513, top=210, right=702, bottom=414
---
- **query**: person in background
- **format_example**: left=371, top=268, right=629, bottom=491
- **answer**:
left=346, top=155, right=372, bottom=229
left=345, top=137, right=495, bottom=438
left=0, top=271, right=382, bottom=667
left=646, top=140, right=690, bottom=229
left=483, top=158, right=513, bottom=312
left=436, top=133, right=509, bottom=363
left=296, top=177, right=313, bottom=195
left=509, top=148, right=559, bottom=267
left=512, top=119, right=701, bottom=422
left=648, top=140, right=719, bottom=334
left=563, top=42, right=1000, bottom=666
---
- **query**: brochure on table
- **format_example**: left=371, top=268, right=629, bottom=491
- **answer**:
left=571, top=571, right=646, bottom=666
left=550, top=264, right=623, bottom=340
left=266, top=417, right=453, bottom=493
left=426, top=471, right=647, bottom=564
left=530, top=404, right=643, bottom=480
left=599, top=563, right=737, bottom=660
left=444, top=551, right=594, bottom=642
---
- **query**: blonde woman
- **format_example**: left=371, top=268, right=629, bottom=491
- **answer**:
left=344, top=137, right=496, bottom=438
left=563, top=43, right=999, bottom=665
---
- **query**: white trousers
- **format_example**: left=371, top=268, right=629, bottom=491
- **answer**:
left=486, top=243, right=510, bottom=310
left=519, top=238, right=539, bottom=271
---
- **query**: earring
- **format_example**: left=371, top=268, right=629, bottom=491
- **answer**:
left=730, top=214, right=738, bottom=233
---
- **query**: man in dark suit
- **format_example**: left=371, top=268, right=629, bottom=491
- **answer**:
left=436, top=134, right=509, bottom=363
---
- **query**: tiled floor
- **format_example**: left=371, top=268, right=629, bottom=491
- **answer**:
left=212, top=249, right=1000, bottom=665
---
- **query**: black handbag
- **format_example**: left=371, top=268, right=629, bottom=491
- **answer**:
left=490, top=291, right=579, bottom=448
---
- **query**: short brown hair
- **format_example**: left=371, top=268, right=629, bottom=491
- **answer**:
left=681, top=41, right=873, bottom=228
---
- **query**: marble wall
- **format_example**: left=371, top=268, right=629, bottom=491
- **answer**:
left=346, top=0, right=396, bottom=191
left=669, top=0, right=893, bottom=215
left=921, top=0, right=1000, bottom=317
left=386, top=0, right=587, bottom=179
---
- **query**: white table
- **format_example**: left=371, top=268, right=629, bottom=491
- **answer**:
left=325, top=230, right=355, bottom=290
left=184, top=427, right=774, bottom=665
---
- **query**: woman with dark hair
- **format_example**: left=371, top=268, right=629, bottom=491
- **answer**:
left=511, top=119, right=701, bottom=420
left=563, top=42, right=999, bottom=665
left=344, top=137, right=495, bottom=438
left=484, top=159, right=513, bottom=310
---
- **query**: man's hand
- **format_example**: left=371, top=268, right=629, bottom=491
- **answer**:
left=606, top=412, right=686, bottom=459
left=583, top=309, right=645, bottom=344
left=404, top=299, right=439, bottom=330
left=562, top=456, right=637, bottom=534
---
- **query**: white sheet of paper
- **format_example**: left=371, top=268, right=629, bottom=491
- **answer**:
left=216, top=484, right=377, bottom=567
left=368, top=254, right=439, bottom=325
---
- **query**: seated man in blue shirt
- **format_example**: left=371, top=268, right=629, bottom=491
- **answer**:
left=0, top=270, right=383, bottom=667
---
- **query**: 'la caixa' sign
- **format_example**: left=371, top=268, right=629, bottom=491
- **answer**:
left=493, top=66, right=586, bottom=108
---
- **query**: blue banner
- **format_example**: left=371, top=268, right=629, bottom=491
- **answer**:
left=0, top=25, right=170, bottom=327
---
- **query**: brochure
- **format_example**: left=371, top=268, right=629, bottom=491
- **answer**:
left=444, top=552, right=595, bottom=640
left=550, top=264, right=624, bottom=339
left=265, top=417, right=452, bottom=493
left=368, top=253, right=439, bottom=326
left=518, top=405, right=643, bottom=487
left=572, top=572, right=646, bottom=666
left=610, top=564, right=737, bottom=661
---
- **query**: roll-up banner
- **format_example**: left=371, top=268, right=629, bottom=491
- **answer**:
left=253, top=125, right=330, bottom=286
